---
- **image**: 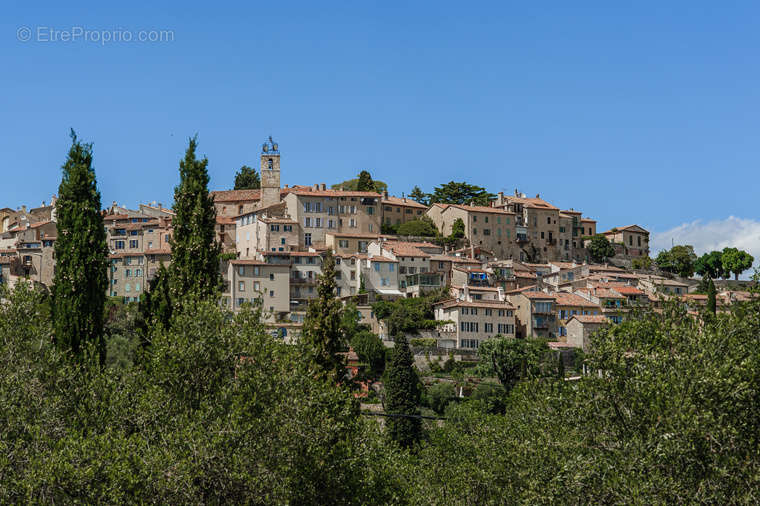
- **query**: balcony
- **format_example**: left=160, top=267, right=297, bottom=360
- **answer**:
left=516, top=234, right=529, bottom=243
left=290, top=277, right=317, bottom=285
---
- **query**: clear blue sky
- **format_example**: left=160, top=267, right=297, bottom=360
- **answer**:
left=3, top=1, right=759, bottom=239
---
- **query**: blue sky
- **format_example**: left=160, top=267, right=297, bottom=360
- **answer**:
left=2, top=1, right=759, bottom=255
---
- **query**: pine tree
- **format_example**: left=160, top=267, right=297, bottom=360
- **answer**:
left=356, top=170, right=375, bottom=192
left=384, top=334, right=422, bottom=448
left=51, top=130, right=109, bottom=361
left=301, top=251, right=345, bottom=383
left=168, top=136, right=221, bottom=306
left=707, top=276, right=717, bottom=315
left=233, top=165, right=260, bottom=190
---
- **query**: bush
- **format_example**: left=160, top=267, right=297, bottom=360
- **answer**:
left=410, top=337, right=436, bottom=348
left=427, top=382, right=456, bottom=414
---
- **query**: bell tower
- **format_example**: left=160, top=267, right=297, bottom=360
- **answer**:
left=260, top=136, right=281, bottom=208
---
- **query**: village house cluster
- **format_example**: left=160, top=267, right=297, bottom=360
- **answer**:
left=0, top=139, right=745, bottom=349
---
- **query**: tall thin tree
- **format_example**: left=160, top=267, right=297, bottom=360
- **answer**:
left=301, top=251, right=345, bottom=383
left=385, top=334, right=422, bottom=448
left=51, top=130, right=109, bottom=361
left=168, top=136, right=221, bottom=307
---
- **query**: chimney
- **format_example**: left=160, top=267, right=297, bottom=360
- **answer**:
left=321, top=183, right=326, bottom=191
left=536, top=193, right=540, bottom=199
left=158, top=203, right=162, bottom=210
left=112, top=201, right=117, bottom=208
left=21, top=205, right=26, bottom=213
left=284, top=184, right=289, bottom=188
left=497, top=285, right=504, bottom=301
left=514, top=188, right=519, bottom=196
left=313, top=184, right=319, bottom=191
left=463, top=284, right=470, bottom=302
left=382, top=190, right=388, bottom=199
left=469, top=201, right=475, bottom=207
left=41, top=201, right=46, bottom=207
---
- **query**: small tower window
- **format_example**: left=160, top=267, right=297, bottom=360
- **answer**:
left=268, top=158, right=273, bottom=170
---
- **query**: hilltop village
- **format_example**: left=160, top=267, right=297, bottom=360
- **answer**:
left=0, top=139, right=747, bottom=352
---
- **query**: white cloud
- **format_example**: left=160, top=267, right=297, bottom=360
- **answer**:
left=651, top=216, right=760, bottom=278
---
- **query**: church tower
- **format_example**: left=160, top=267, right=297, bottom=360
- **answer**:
left=260, top=136, right=281, bottom=208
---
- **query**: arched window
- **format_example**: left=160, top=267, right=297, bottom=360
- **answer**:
left=268, top=158, right=273, bottom=170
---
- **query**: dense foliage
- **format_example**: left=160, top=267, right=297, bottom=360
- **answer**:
left=586, top=233, right=616, bottom=263
left=301, top=251, right=346, bottom=383
left=332, top=170, right=387, bottom=193
left=655, top=244, right=698, bottom=278
left=3, top=281, right=760, bottom=502
left=408, top=185, right=429, bottom=205
left=168, top=136, right=221, bottom=305
left=51, top=130, right=109, bottom=361
left=233, top=164, right=261, bottom=190
left=428, top=181, right=495, bottom=206
left=384, top=334, right=422, bottom=448
left=395, top=217, right=438, bottom=237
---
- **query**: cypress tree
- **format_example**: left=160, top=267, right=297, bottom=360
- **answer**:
left=168, top=136, right=221, bottom=305
left=301, top=251, right=345, bottom=383
left=51, top=130, right=109, bottom=361
left=385, top=334, right=422, bottom=448
left=707, top=276, right=717, bottom=315
left=139, top=262, right=172, bottom=337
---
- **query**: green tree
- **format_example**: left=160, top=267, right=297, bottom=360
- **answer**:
left=586, top=234, right=616, bottom=263
left=168, top=136, right=221, bottom=308
left=656, top=245, right=698, bottom=278
left=450, top=217, right=465, bottom=239
left=301, top=251, right=346, bottom=383
left=51, top=130, right=109, bottom=361
left=356, top=170, right=375, bottom=192
left=233, top=164, right=260, bottom=190
left=721, top=247, right=754, bottom=280
left=695, top=250, right=725, bottom=279
left=332, top=174, right=387, bottom=193
left=384, top=334, right=422, bottom=448
left=427, top=382, right=456, bottom=414
left=409, top=186, right=429, bottom=205
left=429, top=181, right=495, bottom=206
left=396, top=217, right=438, bottom=237
left=139, top=262, right=172, bottom=334
left=477, top=337, right=551, bottom=393
left=351, top=330, right=386, bottom=379
left=631, top=256, right=653, bottom=270
left=706, top=276, right=717, bottom=315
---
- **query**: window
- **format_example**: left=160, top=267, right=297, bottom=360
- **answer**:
left=315, top=218, right=321, bottom=228
left=270, top=225, right=280, bottom=232
left=284, top=225, right=292, bottom=232
left=237, top=298, right=245, bottom=307
left=339, top=240, right=349, bottom=248
left=374, top=263, right=381, bottom=272
left=238, top=266, right=245, bottom=275
left=367, top=207, right=374, bottom=215
left=485, top=309, right=492, bottom=316
left=484, top=323, right=493, bottom=333
left=389, top=263, right=395, bottom=272
left=349, top=218, right=356, bottom=228
left=304, top=233, right=312, bottom=246
left=130, top=230, right=138, bottom=236
left=483, top=229, right=491, bottom=236
left=358, top=241, right=368, bottom=253
left=135, top=268, right=142, bottom=277
left=114, top=241, right=125, bottom=249
left=269, top=290, right=274, bottom=297
left=135, top=283, right=141, bottom=291
left=125, top=283, right=131, bottom=292
left=253, top=266, right=261, bottom=275
left=254, top=281, right=260, bottom=291
left=125, top=269, right=131, bottom=277
left=238, top=281, right=245, bottom=291
left=305, top=217, right=311, bottom=228
left=281, top=238, right=286, bottom=245
left=473, top=216, right=477, bottom=223
left=315, top=202, right=322, bottom=213
left=269, top=273, right=274, bottom=280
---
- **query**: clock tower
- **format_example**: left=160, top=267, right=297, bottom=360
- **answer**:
left=260, top=136, right=281, bottom=208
